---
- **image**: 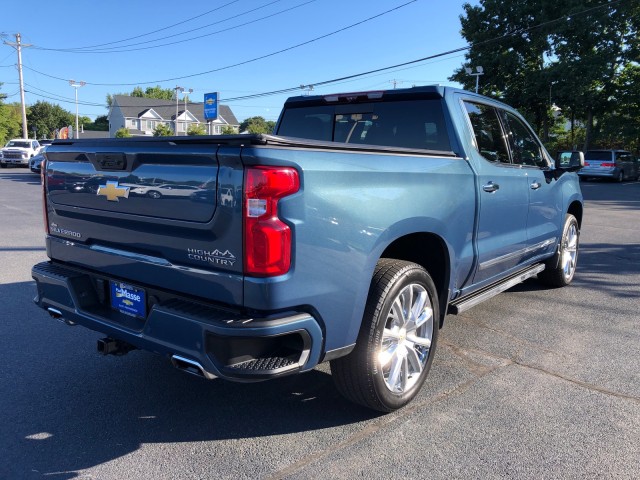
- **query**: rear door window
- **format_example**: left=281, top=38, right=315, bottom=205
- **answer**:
left=499, top=111, right=548, bottom=168
left=463, top=101, right=510, bottom=164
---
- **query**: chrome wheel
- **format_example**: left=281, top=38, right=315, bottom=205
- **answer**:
left=331, top=260, right=439, bottom=412
left=539, top=214, right=579, bottom=288
left=379, top=283, right=434, bottom=394
left=561, top=222, right=578, bottom=282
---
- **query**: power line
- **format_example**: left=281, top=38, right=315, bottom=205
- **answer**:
left=33, top=0, right=290, bottom=53
left=36, top=0, right=242, bottom=51
left=25, top=81, right=107, bottom=107
left=25, top=89, right=106, bottom=107
left=24, top=1, right=418, bottom=86
left=17, top=0, right=622, bottom=111
left=46, top=0, right=315, bottom=54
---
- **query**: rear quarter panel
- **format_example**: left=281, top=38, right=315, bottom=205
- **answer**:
left=241, top=145, right=476, bottom=352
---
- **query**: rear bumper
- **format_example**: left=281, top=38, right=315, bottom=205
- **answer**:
left=32, top=261, right=324, bottom=381
left=1, top=158, right=29, bottom=166
left=578, top=168, right=618, bottom=178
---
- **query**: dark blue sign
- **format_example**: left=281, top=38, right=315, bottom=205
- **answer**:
left=204, top=92, right=219, bottom=120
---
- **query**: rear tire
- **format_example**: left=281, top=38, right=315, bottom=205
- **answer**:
left=616, top=171, right=624, bottom=183
left=539, top=214, right=579, bottom=287
left=331, top=259, right=439, bottom=412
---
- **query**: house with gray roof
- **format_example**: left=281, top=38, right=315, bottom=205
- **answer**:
left=108, top=95, right=239, bottom=138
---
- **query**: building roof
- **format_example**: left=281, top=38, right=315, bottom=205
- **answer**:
left=78, top=130, right=110, bottom=139
left=111, top=95, right=239, bottom=125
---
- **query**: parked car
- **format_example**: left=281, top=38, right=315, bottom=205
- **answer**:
left=1, top=139, right=41, bottom=168
left=578, top=150, right=639, bottom=182
left=30, top=146, right=48, bottom=174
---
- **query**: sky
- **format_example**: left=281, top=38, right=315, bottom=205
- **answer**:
left=1, top=0, right=479, bottom=125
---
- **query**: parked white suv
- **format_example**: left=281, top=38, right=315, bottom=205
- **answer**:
left=1, top=139, right=42, bottom=168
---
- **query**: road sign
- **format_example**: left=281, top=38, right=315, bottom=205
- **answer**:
left=204, top=92, right=219, bottom=121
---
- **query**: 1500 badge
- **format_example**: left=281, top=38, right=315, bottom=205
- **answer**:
left=187, top=248, right=236, bottom=266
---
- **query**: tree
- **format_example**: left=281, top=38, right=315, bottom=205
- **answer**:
left=0, top=84, right=22, bottom=144
left=0, top=103, right=23, bottom=145
left=115, top=128, right=131, bottom=138
left=84, top=115, right=109, bottom=131
left=239, top=116, right=275, bottom=134
left=133, top=85, right=175, bottom=100
left=153, top=123, right=173, bottom=137
left=26, top=101, right=74, bottom=139
left=221, top=125, right=236, bottom=135
left=187, top=123, right=206, bottom=136
left=106, top=92, right=129, bottom=108
left=107, top=85, right=176, bottom=109
left=451, top=0, right=639, bottom=150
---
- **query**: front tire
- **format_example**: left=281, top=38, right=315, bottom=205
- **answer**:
left=331, top=259, right=439, bottom=412
left=539, top=214, right=579, bottom=287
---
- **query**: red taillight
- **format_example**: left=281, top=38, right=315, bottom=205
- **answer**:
left=600, top=162, right=616, bottom=167
left=583, top=161, right=590, bottom=166
left=244, top=166, right=300, bottom=277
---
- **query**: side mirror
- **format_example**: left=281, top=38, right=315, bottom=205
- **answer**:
left=556, top=151, right=584, bottom=171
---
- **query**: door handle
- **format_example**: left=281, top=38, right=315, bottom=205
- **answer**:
left=530, top=181, right=541, bottom=190
left=483, top=182, right=500, bottom=193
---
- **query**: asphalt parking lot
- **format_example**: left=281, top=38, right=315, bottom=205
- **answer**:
left=1, top=168, right=638, bottom=479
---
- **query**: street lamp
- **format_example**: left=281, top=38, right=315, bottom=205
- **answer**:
left=465, top=66, right=484, bottom=94
left=184, top=88, right=193, bottom=133
left=175, top=86, right=183, bottom=135
left=69, top=80, right=86, bottom=138
left=174, top=86, right=194, bottom=135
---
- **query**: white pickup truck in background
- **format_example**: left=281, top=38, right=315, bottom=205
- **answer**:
left=1, top=139, right=42, bottom=168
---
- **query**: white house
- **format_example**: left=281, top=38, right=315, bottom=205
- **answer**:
left=108, top=95, right=240, bottom=137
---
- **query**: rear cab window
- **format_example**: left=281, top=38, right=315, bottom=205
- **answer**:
left=276, top=98, right=452, bottom=152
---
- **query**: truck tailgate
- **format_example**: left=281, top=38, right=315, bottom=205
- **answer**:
left=44, top=139, right=244, bottom=305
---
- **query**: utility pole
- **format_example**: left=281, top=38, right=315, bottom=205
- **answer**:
left=69, top=80, right=86, bottom=139
left=4, top=33, right=32, bottom=139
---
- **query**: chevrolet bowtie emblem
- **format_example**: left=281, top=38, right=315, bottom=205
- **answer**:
left=97, top=181, right=130, bottom=202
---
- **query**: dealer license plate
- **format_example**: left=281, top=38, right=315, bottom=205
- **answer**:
left=110, top=282, right=146, bottom=318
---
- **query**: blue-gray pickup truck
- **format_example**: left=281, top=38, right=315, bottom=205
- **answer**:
left=32, top=86, right=583, bottom=411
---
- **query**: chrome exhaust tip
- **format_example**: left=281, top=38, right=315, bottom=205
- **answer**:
left=171, top=355, right=216, bottom=380
left=47, top=307, right=76, bottom=326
